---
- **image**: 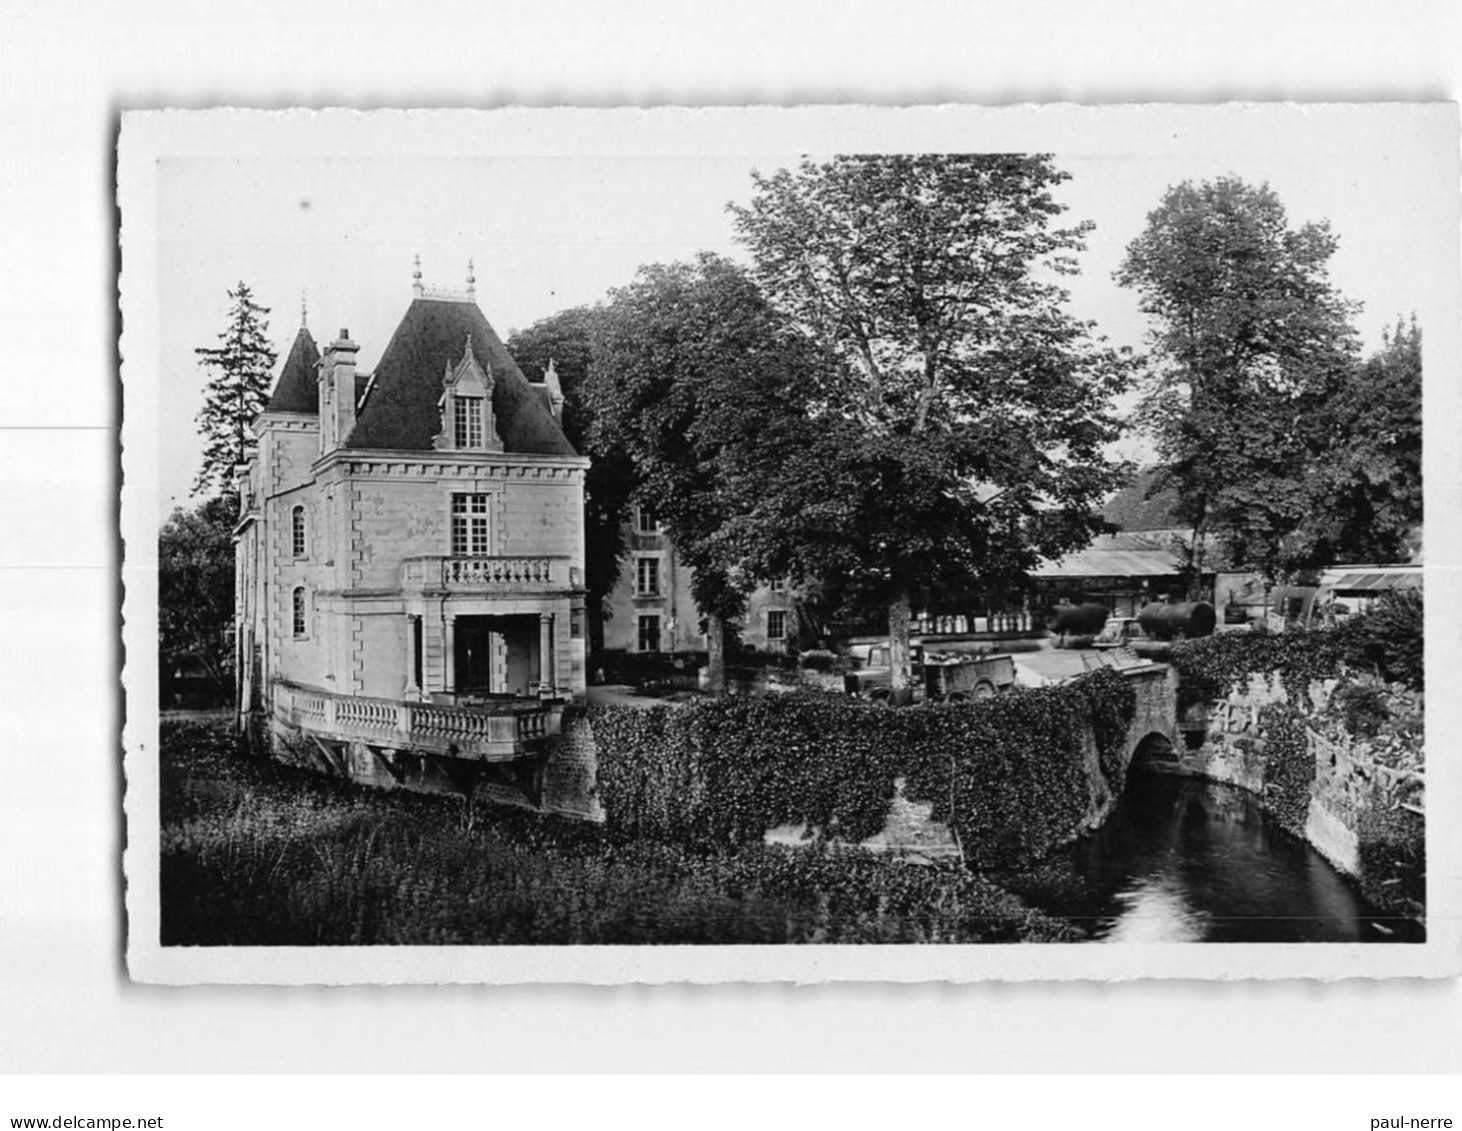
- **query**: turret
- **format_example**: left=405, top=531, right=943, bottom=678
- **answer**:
left=544, top=358, right=565, bottom=424
left=319, top=328, right=359, bottom=454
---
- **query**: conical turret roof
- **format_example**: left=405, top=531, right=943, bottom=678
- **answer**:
left=265, top=325, right=322, bottom=414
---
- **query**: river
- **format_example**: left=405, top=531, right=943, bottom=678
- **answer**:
left=1005, top=773, right=1421, bottom=943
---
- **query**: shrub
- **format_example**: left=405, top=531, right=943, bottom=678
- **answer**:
left=1363, top=588, right=1423, bottom=690
left=797, top=649, right=842, bottom=672
left=1330, top=681, right=1391, bottom=739
left=1169, top=601, right=1422, bottom=713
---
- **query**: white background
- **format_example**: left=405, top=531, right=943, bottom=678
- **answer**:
left=2, top=0, right=1461, bottom=1088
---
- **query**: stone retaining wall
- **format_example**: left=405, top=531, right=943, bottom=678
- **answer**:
left=1175, top=672, right=1424, bottom=891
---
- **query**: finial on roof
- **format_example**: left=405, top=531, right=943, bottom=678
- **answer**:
left=466, top=258, right=476, bottom=299
left=412, top=253, right=423, bottom=297
left=300, top=289, right=308, bottom=329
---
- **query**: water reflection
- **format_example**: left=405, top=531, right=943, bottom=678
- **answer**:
left=1007, top=775, right=1419, bottom=943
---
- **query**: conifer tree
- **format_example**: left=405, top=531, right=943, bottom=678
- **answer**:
left=193, top=282, right=277, bottom=497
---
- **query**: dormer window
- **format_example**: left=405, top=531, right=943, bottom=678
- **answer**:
left=435, top=335, right=502, bottom=453
left=454, top=395, right=484, bottom=448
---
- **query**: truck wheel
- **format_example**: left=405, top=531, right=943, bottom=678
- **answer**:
left=972, top=681, right=997, bottom=698
left=869, top=688, right=892, bottom=704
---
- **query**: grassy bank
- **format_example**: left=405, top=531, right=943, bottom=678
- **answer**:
left=160, top=720, right=1076, bottom=945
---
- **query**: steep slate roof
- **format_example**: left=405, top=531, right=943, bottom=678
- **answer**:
left=346, top=297, right=577, bottom=456
left=1102, top=467, right=1183, bottom=532
left=265, top=326, right=322, bottom=413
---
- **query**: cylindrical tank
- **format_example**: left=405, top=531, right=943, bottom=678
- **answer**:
left=1046, top=603, right=1110, bottom=635
left=1137, top=601, right=1217, bottom=641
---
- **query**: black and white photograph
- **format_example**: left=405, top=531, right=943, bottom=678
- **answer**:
left=118, top=105, right=1459, bottom=983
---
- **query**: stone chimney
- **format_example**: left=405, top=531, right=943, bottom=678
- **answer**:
left=319, top=328, right=359, bottom=454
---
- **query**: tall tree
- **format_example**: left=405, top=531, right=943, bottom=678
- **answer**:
left=508, top=307, right=637, bottom=660
left=159, top=495, right=238, bottom=686
left=194, top=282, right=277, bottom=498
left=1116, top=177, right=1361, bottom=587
left=1303, top=315, right=1422, bottom=564
left=586, top=254, right=827, bottom=693
left=731, top=154, right=1135, bottom=701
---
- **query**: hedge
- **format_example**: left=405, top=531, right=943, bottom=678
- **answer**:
left=589, top=667, right=1137, bottom=870
left=1169, top=593, right=1423, bottom=712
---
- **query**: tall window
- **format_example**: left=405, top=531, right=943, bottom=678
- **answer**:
left=291, top=505, right=306, bottom=559
left=454, top=395, right=484, bottom=448
left=636, top=556, right=660, bottom=596
left=292, top=587, right=307, bottom=638
left=451, top=493, right=491, bottom=556
left=637, top=505, right=660, bottom=533
left=637, top=615, right=661, bottom=653
left=767, top=610, right=788, bottom=641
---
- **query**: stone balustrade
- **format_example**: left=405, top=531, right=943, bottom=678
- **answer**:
left=400, top=555, right=570, bottom=592
left=274, top=679, right=555, bottom=761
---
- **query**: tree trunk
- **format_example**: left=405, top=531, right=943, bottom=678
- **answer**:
left=706, top=612, right=727, bottom=696
left=888, top=585, right=914, bottom=707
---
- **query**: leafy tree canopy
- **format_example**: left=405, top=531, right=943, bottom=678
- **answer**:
left=730, top=154, right=1136, bottom=693
left=1117, top=177, right=1362, bottom=582
left=194, top=282, right=277, bottom=498
left=586, top=254, right=830, bottom=688
left=507, top=307, right=636, bottom=645
left=1302, top=315, right=1422, bottom=565
left=159, top=495, right=237, bottom=684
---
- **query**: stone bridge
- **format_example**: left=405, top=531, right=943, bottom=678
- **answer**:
left=1118, top=661, right=1182, bottom=771
left=823, top=661, right=1183, bottom=859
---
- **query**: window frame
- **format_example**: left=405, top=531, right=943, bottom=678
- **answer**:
left=291, top=504, right=307, bottom=559
left=635, top=555, right=661, bottom=596
left=450, top=492, right=492, bottom=557
left=637, top=614, right=661, bottom=653
left=636, top=505, right=660, bottom=534
left=291, top=586, right=309, bottom=639
left=766, top=609, right=788, bottom=642
left=453, top=394, right=485, bottom=449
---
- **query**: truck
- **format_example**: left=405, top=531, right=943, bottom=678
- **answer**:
left=844, top=644, right=1017, bottom=702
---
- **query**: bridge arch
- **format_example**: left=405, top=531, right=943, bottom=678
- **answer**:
left=1131, top=731, right=1179, bottom=770
left=1113, top=663, right=1182, bottom=780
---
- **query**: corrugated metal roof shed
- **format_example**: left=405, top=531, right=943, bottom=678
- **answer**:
left=1321, top=567, right=1423, bottom=593
left=1033, top=532, right=1188, bottom=579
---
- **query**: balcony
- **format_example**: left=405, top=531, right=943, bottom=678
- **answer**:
left=273, top=679, right=556, bottom=762
left=400, top=554, right=576, bottom=594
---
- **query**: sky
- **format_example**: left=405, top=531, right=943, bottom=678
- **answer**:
left=148, top=107, right=1458, bottom=525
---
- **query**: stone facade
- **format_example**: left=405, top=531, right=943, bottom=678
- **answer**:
left=602, top=505, right=804, bottom=656
left=237, top=287, right=591, bottom=774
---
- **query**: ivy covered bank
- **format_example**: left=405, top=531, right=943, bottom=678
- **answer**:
left=589, top=669, right=1138, bottom=871
left=1169, top=595, right=1425, bottom=922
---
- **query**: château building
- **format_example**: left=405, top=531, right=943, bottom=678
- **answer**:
left=234, top=268, right=589, bottom=785
left=602, top=503, right=804, bottom=657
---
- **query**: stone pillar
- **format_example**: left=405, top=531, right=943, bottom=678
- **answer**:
left=539, top=613, right=555, bottom=692
left=406, top=615, right=420, bottom=694
left=443, top=614, right=456, bottom=693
